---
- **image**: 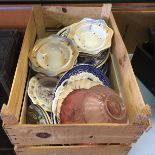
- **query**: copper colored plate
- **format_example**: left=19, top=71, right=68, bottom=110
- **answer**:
left=59, top=85, right=127, bottom=124
left=84, top=85, right=127, bottom=123
left=60, top=89, right=88, bottom=123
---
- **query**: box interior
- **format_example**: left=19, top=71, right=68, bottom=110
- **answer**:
left=0, top=6, right=151, bottom=148
left=19, top=5, right=127, bottom=125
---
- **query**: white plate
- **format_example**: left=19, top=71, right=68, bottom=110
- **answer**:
left=67, top=18, right=113, bottom=55
left=52, top=79, right=102, bottom=123
left=29, top=35, right=79, bottom=76
left=28, top=74, right=57, bottom=112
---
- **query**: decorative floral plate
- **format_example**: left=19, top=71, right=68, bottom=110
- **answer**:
left=28, top=74, right=57, bottom=112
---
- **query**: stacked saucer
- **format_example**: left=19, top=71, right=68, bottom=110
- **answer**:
left=57, top=18, right=113, bottom=71
left=52, top=65, right=126, bottom=124
left=52, top=64, right=111, bottom=123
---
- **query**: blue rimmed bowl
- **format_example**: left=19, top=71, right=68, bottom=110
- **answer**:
left=55, top=64, right=111, bottom=90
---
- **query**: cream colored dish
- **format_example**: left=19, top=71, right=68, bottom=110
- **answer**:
left=67, top=18, right=113, bottom=55
left=29, top=35, right=79, bottom=76
left=28, top=74, right=57, bottom=112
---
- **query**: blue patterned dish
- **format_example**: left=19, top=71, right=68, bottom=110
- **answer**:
left=55, top=64, right=111, bottom=90
left=57, top=27, right=70, bottom=38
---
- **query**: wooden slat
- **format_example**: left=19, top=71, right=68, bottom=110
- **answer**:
left=15, top=144, right=131, bottom=155
left=109, top=13, right=151, bottom=124
left=42, top=5, right=111, bottom=28
left=33, top=5, right=46, bottom=38
left=1, top=14, right=36, bottom=125
left=5, top=123, right=147, bottom=146
left=101, top=4, right=112, bottom=22
left=19, top=71, right=32, bottom=124
left=19, top=89, right=28, bottom=124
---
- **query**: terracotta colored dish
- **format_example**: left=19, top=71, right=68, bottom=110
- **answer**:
left=83, top=85, right=127, bottom=123
left=59, top=85, right=127, bottom=124
left=60, top=89, right=88, bottom=123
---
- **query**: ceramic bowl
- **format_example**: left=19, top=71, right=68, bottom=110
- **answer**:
left=58, top=85, right=127, bottom=124
left=56, top=84, right=127, bottom=123
left=53, top=79, right=102, bottom=123
left=67, top=18, right=113, bottom=55
left=83, top=85, right=127, bottom=123
left=29, top=35, right=79, bottom=76
left=57, top=20, right=111, bottom=66
left=52, top=64, right=111, bottom=123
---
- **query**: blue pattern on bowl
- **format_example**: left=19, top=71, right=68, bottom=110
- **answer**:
left=55, top=64, right=111, bottom=91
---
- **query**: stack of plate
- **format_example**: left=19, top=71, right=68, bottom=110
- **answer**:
left=27, top=74, right=57, bottom=124
left=57, top=18, right=113, bottom=73
left=29, top=35, right=78, bottom=77
left=52, top=64, right=111, bottom=123
left=27, top=104, right=52, bottom=124
left=52, top=64, right=127, bottom=124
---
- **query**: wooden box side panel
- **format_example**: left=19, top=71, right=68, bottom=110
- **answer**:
left=15, top=144, right=131, bottom=155
left=109, top=13, right=151, bottom=125
left=33, top=4, right=112, bottom=38
left=5, top=123, right=147, bottom=146
left=19, top=71, right=32, bottom=124
left=0, top=14, right=37, bottom=125
left=43, top=4, right=112, bottom=27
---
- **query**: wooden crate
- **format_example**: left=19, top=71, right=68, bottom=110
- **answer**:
left=0, top=4, right=151, bottom=155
